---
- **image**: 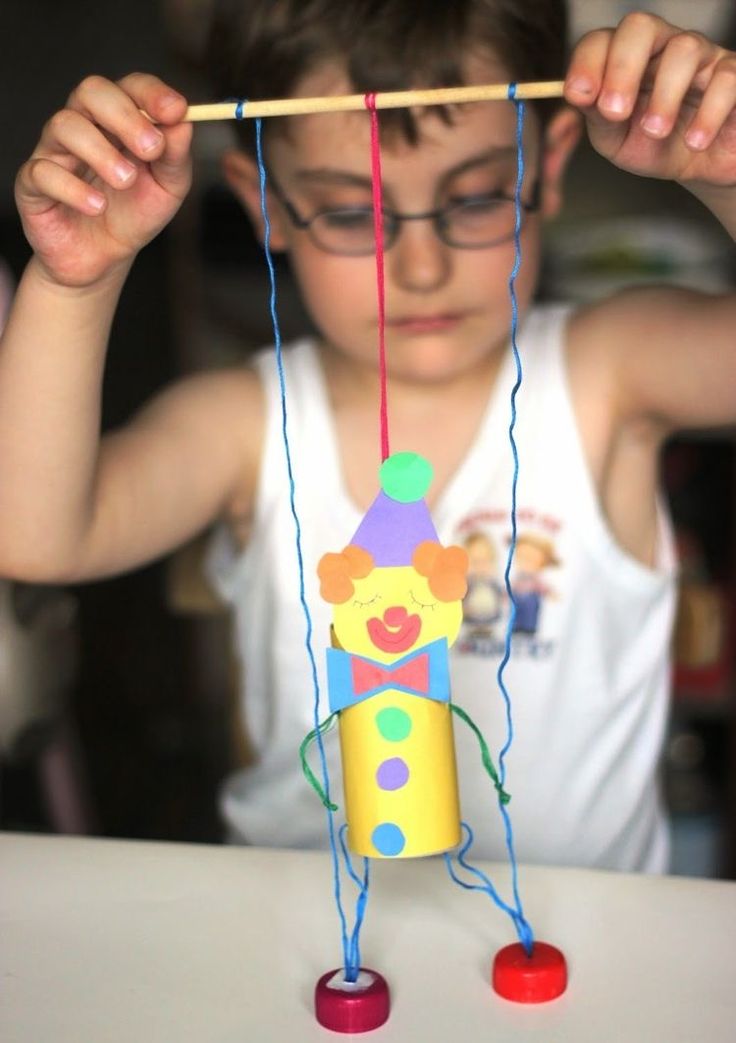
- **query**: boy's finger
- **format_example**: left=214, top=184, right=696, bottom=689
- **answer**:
left=564, top=29, right=612, bottom=107
left=66, top=75, right=167, bottom=163
left=684, top=55, right=736, bottom=151
left=566, top=15, right=680, bottom=119
left=149, top=122, right=193, bottom=200
left=16, top=157, right=106, bottom=218
left=640, top=33, right=711, bottom=139
left=595, top=14, right=677, bottom=121
left=67, top=74, right=187, bottom=166
left=37, top=108, right=139, bottom=192
left=116, top=72, right=188, bottom=128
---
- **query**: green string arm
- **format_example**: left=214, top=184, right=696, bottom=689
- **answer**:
left=300, top=712, right=340, bottom=811
left=450, top=702, right=511, bottom=805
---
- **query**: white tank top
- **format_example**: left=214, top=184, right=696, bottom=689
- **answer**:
left=207, top=304, right=675, bottom=871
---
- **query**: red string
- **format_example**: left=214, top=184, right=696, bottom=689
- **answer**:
left=364, top=93, right=390, bottom=463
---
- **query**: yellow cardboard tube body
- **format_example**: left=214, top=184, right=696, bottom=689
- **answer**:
left=339, top=689, right=461, bottom=858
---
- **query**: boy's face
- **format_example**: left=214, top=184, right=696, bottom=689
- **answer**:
left=229, top=56, right=572, bottom=386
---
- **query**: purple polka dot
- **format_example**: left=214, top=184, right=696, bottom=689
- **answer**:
left=376, top=757, right=409, bottom=791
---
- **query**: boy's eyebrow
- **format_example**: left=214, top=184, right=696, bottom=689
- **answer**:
left=444, top=145, right=518, bottom=180
left=292, top=146, right=519, bottom=189
left=293, top=169, right=374, bottom=188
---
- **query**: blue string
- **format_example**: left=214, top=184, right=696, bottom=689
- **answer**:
left=495, top=82, right=532, bottom=950
left=444, top=824, right=533, bottom=952
left=251, top=110, right=368, bottom=981
left=444, top=84, right=533, bottom=956
left=339, top=825, right=371, bottom=974
left=497, top=85, right=524, bottom=780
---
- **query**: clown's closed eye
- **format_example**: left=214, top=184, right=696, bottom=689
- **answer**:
left=409, top=590, right=438, bottom=611
left=353, top=593, right=383, bottom=608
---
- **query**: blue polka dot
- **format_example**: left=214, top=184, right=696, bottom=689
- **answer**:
left=372, top=822, right=406, bottom=856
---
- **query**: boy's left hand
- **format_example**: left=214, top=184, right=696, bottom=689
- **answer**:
left=564, top=12, right=736, bottom=190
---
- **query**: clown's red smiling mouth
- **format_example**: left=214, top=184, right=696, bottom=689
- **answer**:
left=367, top=606, right=422, bottom=653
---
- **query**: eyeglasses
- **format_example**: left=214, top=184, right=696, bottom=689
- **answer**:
left=267, top=175, right=540, bottom=256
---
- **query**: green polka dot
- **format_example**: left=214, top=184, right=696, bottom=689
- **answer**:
left=379, top=452, right=433, bottom=504
left=375, top=707, right=412, bottom=742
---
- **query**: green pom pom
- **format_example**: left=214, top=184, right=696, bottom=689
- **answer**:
left=379, top=452, right=433, bottom=503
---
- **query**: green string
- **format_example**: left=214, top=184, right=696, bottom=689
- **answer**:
left=300, top=713, right=340, bottom=811
left=450, top=703, right=511, bottom=805
left=302, top=705, right=508, bottom=808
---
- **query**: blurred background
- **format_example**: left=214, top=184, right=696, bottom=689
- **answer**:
left=0, top=0, right=734, bottom=876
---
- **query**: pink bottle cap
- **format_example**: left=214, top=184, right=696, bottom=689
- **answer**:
left=315, top=967, right=390, bottom=1033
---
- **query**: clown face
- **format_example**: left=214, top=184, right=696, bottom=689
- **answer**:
left=331, top=563, right=465, bottom=662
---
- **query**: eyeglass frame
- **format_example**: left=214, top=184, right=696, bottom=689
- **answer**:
left=265, top=173, right=542, bottom=255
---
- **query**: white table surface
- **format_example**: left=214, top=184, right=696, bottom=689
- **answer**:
left=1, top=831, right=735, bottom=1042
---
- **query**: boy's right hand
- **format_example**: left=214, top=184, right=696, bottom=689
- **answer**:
left=15, top=74, right=192, bottom=289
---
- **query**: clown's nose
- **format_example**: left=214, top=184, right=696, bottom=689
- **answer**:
left=383, top=606, right=408, bottom=627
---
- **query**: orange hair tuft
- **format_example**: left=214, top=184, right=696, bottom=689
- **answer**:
left=317, top=544, right=374, bottom=603
left=412, top=540, right=469, bottom=602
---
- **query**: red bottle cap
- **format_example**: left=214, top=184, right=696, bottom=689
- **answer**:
left=492, top=941, right=568, bottom=1003
left=315, top=967, right=390, bottom=1033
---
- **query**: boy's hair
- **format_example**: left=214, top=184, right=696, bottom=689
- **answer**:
left=206, top=0, right=568, bottom=150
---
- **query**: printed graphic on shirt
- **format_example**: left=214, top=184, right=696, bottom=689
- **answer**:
left=453, top=507, right=562, bottom=661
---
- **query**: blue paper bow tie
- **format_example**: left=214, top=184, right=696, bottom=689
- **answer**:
left=326, top=638, right=450, bottom=713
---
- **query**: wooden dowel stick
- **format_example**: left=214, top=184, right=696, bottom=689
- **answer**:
left=184, top=80, right=566, bottom=122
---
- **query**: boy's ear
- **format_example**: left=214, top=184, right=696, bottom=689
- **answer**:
left=221, top=149, right=290, bottom=250
left=538, top=107, right=582, bottom=220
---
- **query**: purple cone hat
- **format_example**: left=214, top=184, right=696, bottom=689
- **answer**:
left=350, top=452, right=438, bottom=567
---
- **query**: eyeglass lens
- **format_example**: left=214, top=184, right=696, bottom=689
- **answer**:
left=309, top=197, right=522, bottom=254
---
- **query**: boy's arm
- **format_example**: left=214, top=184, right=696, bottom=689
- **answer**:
left=0, top=74, right=259, bottom=581
left=0, top=259, right=263, bottom=582
left=564, top=13, right=736, bottom=433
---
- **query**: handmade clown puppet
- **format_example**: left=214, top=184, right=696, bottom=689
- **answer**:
left=309, top=449, right=510, bottom=858
left=318, top=450, right=473, bottom=859
left=305, top=452, right=566, bottom=1031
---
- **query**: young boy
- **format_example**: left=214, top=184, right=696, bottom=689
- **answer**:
left=1, top=1, right=735, bottom=870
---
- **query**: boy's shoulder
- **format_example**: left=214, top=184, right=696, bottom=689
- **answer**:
left=174, top=362, right=266, bottom=530
left=568, top=282, right=697, bottom=354
left=167, top=359, right=265, bottom=415
left=141, top=360, right=266, bottom=497
left=565, top=282, right=707, bottom=400
left=562, top=279, right=723, bottom=473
